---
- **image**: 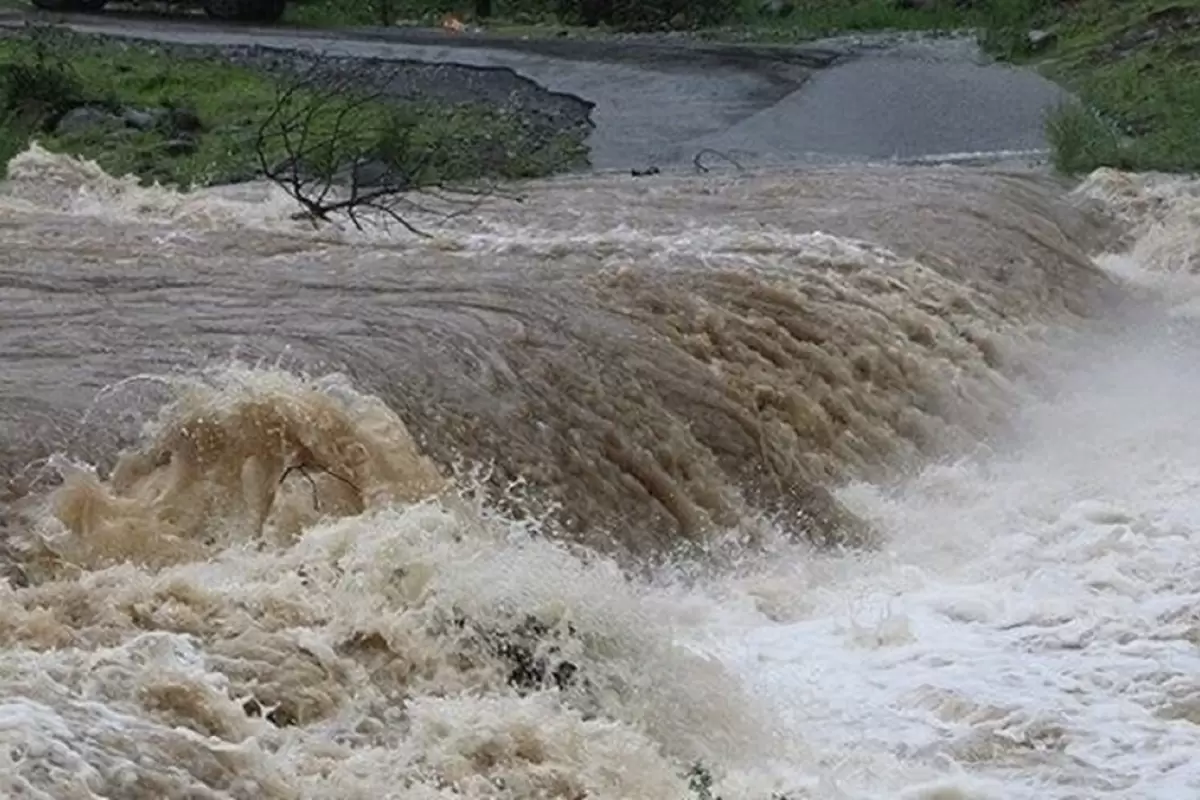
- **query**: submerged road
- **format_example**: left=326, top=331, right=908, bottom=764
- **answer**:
left=2, top=13, right=1069, bottom=170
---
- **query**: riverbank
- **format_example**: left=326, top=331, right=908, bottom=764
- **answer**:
left=282, top=0, right=1200, bottom=176
left=0, top=26, right=591, bottom=187
left=5, top=1, right=1195, bottom=181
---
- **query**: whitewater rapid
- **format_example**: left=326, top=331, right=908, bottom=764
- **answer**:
left=0, top=146, right=1198, bottom=798
left=688, top=170, right=1200, bottom=798
left=689, top=311, right=1200, bottom=798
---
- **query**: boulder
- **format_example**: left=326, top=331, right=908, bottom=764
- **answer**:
left=335, top=157, right=410, bottom=189
left=55, top=104, right=206, bottom=145
left=161, top=137, right=199, bottom=157
left=760, top=0, right=795, bottom=15
left=120, top=107, right=161, bottom=131
left=1027, top=29, right=1058, bottom=52
left=54, top=106, right=122, bottom=136
left=165, top=107, right=204, bottom=135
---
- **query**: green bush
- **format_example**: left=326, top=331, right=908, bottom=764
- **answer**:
left=976, top=0, right=1049, bottom=58
left=1043, top=101, right=1127, bottom=175
left=0, top=33, right=91, bottom=176
left=288, top=0, right=565, bottom=27
left=0, top=46, right=88, bottom=128
left=0, top=114, right=23, bottom=177
left=289, top=0, right=737, bottom=29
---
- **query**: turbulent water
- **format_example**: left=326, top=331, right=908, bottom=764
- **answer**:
left=0, top=143, right=1197, bottom=798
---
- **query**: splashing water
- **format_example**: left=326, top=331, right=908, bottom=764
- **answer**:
left=0, top=144, right=1197, bottom=798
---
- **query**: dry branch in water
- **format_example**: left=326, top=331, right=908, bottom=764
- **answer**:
left=279, top=462, right=361, bottom=512
left=254, top=56, right=503, bottom=236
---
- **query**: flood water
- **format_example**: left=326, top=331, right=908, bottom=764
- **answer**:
left=0, top=144, right=1198, bottom=798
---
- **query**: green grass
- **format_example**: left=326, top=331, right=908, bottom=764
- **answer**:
left=710, top=0, right=975, bottom=42
left=284, top=0, right=979, bottom=38
left=285, top=0, right=581, bottom=29
left=0, top=29, right=587, bottom=187
left=980, top=0, right=1200, bottom=174
left=1043, top=101, right=1126, bottom=174
left=0, top=113, right=22, bottom=173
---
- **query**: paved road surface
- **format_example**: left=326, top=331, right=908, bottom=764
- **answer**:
left=1, top=14, right=1069, bottom=170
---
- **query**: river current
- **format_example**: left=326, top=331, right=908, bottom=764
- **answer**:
left=0, top=143, right=1198, bottom=798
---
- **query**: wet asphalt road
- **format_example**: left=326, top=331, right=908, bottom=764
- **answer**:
left=1, top=14, right=1070, bottom=170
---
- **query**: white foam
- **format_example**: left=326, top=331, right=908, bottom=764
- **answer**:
left=681, top=174, right=1200, bottom=796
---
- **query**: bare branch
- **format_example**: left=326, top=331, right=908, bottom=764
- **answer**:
left=279, top=462, right=362, bottom=512
left=254, top=53, right=515, bottom=237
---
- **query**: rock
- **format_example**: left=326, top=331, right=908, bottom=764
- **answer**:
left=574, top=0, right=610, bottom=27
left=1027, top=29, right=1057, bottom=52
left=165, top=107, right=204, bottom=135
left=54, top=106, right=122, bottom=136
left=272, top=157, right=410, bottom=189
left=267, top=156, right=302, bottom=177
left=335, top=158, right=409, bottom=189
left=58, top=105, right=207, bottom=147
left=760, top=0, right=795, bottom=15
left=103, top=128, right=141, bottom=144
left=120, top=106, right=161, bottom=131
left=0, top=525, right=27, bottom=590
left=1, top=555, right=27, bottom=589
left=161, top=137, right=199, bottom=157
left=472, top=614, right=583, bottom=694
left=116, top=106, right=204, bottom=137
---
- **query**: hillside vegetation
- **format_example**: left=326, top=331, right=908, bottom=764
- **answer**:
left=285, top=0, right=979, bottom=37
left=981, top=0, right=1200, bottom=174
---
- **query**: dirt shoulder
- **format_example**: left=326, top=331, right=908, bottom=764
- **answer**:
left=0, top=8, right=847, bottom=69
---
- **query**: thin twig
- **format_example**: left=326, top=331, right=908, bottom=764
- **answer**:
left=279, top=464, right=321, bottom=510
left=279, top=462, right=362, bottom=512
left=253, top=51, right=516, bottom=237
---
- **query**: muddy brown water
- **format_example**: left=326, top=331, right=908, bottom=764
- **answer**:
left=0, top=146, right=1150, bottom=800
left=1, top=148, right=1120, bottom=563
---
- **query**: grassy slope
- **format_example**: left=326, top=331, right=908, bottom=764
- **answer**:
left=990, top=0, right=1200, bottom=174
left=0, top=31, right=587, bottom=186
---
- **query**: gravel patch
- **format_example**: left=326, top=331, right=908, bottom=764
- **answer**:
left=203, top=43, right=595, bottom=143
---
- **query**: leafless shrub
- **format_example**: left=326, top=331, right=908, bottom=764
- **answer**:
left=254, top=56, right=509, bottom=236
